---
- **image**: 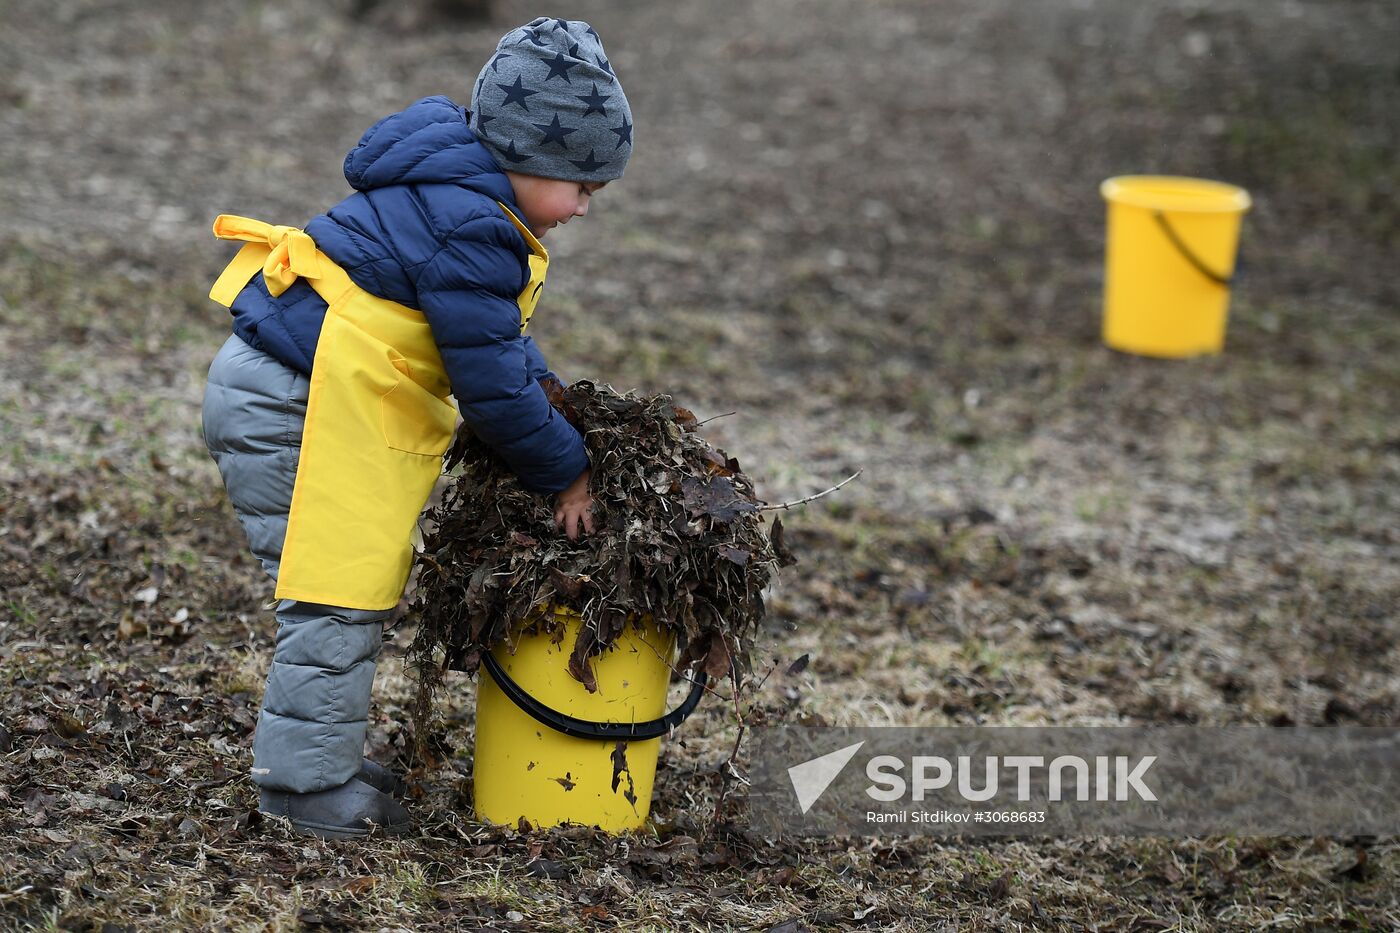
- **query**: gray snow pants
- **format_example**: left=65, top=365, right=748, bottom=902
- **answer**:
left=202, top=334, right=392, bottom=794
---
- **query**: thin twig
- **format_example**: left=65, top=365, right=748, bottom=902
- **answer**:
left=694, top=410, right=738, bottom=427
left=636, top=633, right=735, bottom=706
left=709, top=639, right=749, bottom=830
left=757, top=468, right=864, bottom=511
left=747, top=656, right=781, bottom=696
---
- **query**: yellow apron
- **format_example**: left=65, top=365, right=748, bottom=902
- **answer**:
left=209, top=206, right=549, bottom=610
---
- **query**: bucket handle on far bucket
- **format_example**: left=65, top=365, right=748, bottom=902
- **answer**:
left=481, top=651, right=709, bottom=741
left=1152, top=209, right=1237, bottom=286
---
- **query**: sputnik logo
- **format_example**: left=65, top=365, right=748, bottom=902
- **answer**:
left=787, top=741, right=865, bottom=814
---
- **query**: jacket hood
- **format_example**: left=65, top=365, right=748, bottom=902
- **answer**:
left=342, top=96, right=517, bottom=205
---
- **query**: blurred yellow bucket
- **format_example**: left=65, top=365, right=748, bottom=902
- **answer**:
left=1100, top=175, right=1251, bottom=357
left=472, top=608, right=706, bottom=832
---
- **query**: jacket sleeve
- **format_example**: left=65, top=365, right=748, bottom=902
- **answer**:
left=522, top=334, right=561, bottom=385
left=417, top=216, right=589, bottom=494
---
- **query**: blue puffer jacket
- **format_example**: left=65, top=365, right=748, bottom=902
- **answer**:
left=223, top=95, right=588, bottom=495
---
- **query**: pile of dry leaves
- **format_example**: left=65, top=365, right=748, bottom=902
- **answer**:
left=408, top=380, right=798, bottom=723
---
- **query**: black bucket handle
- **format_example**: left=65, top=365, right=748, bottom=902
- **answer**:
left=480, top=650, right=708, bottom=741
left=1152, top=209, right=1236, bottom=286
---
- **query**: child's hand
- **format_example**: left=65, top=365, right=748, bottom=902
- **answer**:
left=553, top=468, right=595, bottom=541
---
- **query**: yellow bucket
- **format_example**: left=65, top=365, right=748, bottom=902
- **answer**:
left=1100, top=175, right=1251, bottom=357
left=472, top=608, right=707, bottom=832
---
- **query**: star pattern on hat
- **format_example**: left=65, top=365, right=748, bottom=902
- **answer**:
left=498, top=140, right=532, bottom=163
left=496, top=75, right=539, bottom=111
left=475, top=20, right=629, bottom=177
left=532, top=113, right=578, bottom=150
left=568, top=148, right=609, bottom=173
left=609, top=116, right=632, bottom=149
left=540, top=52, right=580, bottom=83
left=575, top=82, right=611, bottom=118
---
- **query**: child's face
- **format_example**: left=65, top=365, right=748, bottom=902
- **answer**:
left=504, top=171, right=607, bottom=239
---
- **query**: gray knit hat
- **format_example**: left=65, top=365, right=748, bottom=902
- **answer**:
left=469, top=17, right=632, bottom=182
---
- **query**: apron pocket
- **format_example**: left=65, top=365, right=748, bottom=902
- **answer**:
left=380, top=376, right=457, bottom=457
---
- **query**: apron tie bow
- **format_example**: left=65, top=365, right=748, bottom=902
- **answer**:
left=209, top=214, right=323, bottom=304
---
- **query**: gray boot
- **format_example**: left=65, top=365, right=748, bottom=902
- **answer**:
left=356, top=758, right=407, bottom=797
left=259, top=778, right=411, bottom=839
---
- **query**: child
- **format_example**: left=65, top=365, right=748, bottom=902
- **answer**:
left=200, top=17, right=631, bottom=839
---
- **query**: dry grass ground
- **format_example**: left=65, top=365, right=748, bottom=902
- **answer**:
left=1, top=0, right=1397, bottom=930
